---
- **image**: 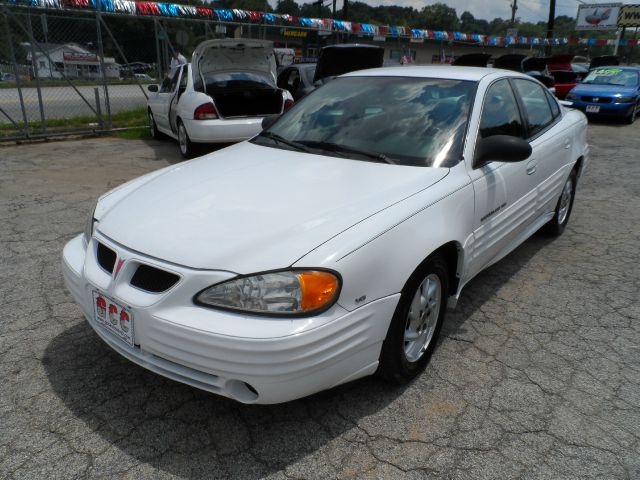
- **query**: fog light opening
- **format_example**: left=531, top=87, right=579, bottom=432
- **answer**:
left=225, top=379, right=259, bottom=402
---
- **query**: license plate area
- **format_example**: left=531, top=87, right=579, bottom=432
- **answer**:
left=93, top=290, right=134, bottom=347
left=586, top=105, right=600, bottom=113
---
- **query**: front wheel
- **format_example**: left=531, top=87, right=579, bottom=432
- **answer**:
left=542, top=170, right=577, bottom=237
left=177, top=121, right=196, bottom=159
left=378, top=254, right=449, bottom=384
left=625, top=103, right=637, bottom=124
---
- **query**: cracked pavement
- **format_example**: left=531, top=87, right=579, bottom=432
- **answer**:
left=1, top=124, right=639, bottom=479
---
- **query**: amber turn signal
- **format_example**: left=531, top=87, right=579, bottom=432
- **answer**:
left=299, top=271, right=340, bottom=311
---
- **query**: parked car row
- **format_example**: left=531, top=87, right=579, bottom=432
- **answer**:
left=146, top=41, right=384, bottom=157
left=452, top=53, right=640, bottom=123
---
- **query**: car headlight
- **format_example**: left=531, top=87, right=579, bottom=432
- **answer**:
left=83, top=201, right=98, bottom=246
left=195, top=269, right=341, bottom=316
left=565, top=92, right=578, bottom=101
left=615, top=96, right=635, bottom=103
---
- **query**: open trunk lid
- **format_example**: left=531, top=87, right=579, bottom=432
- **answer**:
left=452, top=53, right=491, bottom=67
left=313, top=44, right=384, bottom=83
left=192, top=39, right=277, bottom=84
left=589, top=55, right=620, bottom=70
left=494, top=54, right=526, bottom=72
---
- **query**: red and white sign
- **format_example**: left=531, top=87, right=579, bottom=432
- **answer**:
left=63, top=51, right=99, bottom=63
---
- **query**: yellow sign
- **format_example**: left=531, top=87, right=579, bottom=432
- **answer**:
left=619, top=5, right=640, bottom=27
left=283, top=29, right=308, bottom=38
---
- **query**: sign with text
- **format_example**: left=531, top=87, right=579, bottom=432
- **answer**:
left=63, top=51, right=98, bottom=63
left=618, top=5, right=640, bottom=27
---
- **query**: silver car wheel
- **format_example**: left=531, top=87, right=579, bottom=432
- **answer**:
left=557, top=177, right=573, bottom=225
left=178, top=123, right=188, bottom=155
left=148, top=112, right=156, bottom=137
left=404, top=273, right=441, bottom=363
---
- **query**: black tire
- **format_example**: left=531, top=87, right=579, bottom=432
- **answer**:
left=378, top=254, right=449, bottom=384
left=177, top=120, right=195, bottom=159
left=148, top=110, right=163, bottom=139
left=541, top=169, right=577, bottom=237
left=625, top=103, right=637, bottom=125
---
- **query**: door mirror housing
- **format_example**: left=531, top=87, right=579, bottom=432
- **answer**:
left=261, top=114, right=281, bottom=130
left=147, top=84, right=158, bottom=93
left=474, top=135, right=532, bottom=168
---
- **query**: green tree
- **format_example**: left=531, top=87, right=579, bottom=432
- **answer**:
left=420, top=3, right=459, bottom=31
left=275, top=0, right=300, bottom=16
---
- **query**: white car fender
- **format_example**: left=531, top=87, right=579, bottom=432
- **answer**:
left=295, top=164, right=474, bottom=312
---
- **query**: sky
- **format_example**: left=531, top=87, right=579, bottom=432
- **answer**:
left=283, top=0, right=640, bottom=24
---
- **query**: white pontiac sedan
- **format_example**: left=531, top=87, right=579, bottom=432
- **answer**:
left=63, top=66, right=588, bottom=404
left=147, top=39, right=293, bottom=158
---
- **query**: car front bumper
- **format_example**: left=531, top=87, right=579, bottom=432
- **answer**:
left=62, top=233, right=399, bottom=404
left=184, top=117, right=264, bottom=144
left=569, top=100, right=635, bottom=117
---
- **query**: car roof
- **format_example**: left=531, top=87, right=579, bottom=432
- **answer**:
left=343, top=65, right=525, bottom=82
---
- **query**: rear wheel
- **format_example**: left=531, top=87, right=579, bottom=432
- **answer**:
left=177, top=120, right=195, bottom=159
left=378, top=254, right=449, bottom=384
left=542, top=170, right=577, bottom=237
left=148, top=110, right=162, bottom=139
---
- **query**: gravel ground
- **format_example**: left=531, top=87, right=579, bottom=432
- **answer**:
left=1, top=123, right=639, bottom=480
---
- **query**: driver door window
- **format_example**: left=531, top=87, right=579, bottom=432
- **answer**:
left=479, top=79, right=524, bottom=139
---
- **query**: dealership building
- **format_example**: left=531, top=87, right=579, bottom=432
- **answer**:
left=25, top=43, right=120, bottom=79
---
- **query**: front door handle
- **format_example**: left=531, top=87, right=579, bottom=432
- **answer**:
left=526, top=159, right=537, bottom=175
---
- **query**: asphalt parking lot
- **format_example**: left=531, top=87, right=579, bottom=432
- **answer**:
left=1, top=122, right=639, bottom=480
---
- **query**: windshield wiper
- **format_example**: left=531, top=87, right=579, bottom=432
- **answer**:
left=258, top=131, right=311, bottom=153
left=296, top=140, right=395, bottom=165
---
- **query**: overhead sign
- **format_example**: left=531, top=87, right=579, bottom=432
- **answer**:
left=619, top=5, right=640, bottom=27
left=283, top=29, right=308, bottom=38
left=576, top=3, right=621, bottom=30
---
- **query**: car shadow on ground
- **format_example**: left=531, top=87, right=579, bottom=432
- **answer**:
left=142, top=137, right=235, bottom=165
left=43, top=232, right=555, bottom=479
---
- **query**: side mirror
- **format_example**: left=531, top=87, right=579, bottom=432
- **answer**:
left=262, top=114, right=281, bottom=130
left=147, top=84, right=158, bottom=93
left=474, top=135, right=532, bottom=168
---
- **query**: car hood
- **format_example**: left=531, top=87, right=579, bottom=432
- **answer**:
left=494, top=54, right=526, bottom=72
left=589, top=55, right=619, bottom=69
left=572, top=83, right=636, bottom=96
left=313, top=44, right=384, bottom=83
left=452, top=53, right=491, bottom=67
left=191, top=39, right=277, bottom=83
left=547, top=54, right=574, bottom=71
left=97, top=142, right=449, bottom=273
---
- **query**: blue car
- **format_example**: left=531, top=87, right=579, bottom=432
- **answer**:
left=566, top=66, right=640, bottom=124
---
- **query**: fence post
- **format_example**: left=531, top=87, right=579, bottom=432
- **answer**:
left=26, top=12, right=46, bottom=133
left=3, top=11, right=29, bottom=138
left=95, top=2, right=112, bottom=129
left=154, top=18, right=162, bottom=80
left=94, top=88, right=103, bottom=130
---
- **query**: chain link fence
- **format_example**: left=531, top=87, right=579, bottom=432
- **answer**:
left=0, top=5, right=259, bottom=140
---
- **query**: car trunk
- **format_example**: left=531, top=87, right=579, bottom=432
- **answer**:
left=209, top=86, right=283, bottom=118
left=191, top=39, right=282, bottom=117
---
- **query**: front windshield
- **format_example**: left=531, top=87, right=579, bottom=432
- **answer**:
left=255, top=76, right=476, bottom=168
left=582, top=68, right=639, bottom=87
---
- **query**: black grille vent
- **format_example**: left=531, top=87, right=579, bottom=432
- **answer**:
left=131, top=265, right=179, bottom=293
left=96, top=243, right=117, bottom=273
left=581, top=96, right=612, bottom=104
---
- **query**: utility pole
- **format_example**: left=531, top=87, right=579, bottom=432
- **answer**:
left=343, top=0, right=348, bottom=20
left=510, top=0, right=518, bottom=27
left=545, top=0, right=556, bottom=55
left=332, top=0, right=336, bottom=17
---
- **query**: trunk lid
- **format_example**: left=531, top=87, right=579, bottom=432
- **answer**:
left=313, top=44, right=384, bottom=83
left=192, top=39, right=277, bottom=84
